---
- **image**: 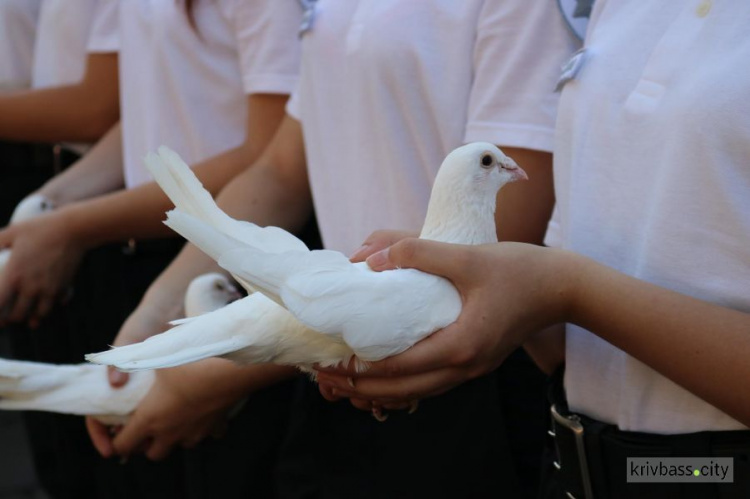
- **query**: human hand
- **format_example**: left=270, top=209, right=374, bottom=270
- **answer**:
left=316, top=238, right=580, bottom=409
left=88, top=361, right=242, bottom=460
left=0, top=210, right=87, bottom=327
left=85, top=291, right=186, bottom=454
left=349, top=229, right=418, bottom=262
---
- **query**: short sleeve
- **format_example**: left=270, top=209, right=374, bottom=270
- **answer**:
left=544, top=204, right=563, bottom=248
left=285, top=82, right=302, bottom=120
left=225, top=0, right=302, bottom=95
left=86, top=0, right=119, bottom=53
left=464, top=0, right=580, bottom=153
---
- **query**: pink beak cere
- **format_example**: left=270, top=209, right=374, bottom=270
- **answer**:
left=502, top=163, right=529, bottom=182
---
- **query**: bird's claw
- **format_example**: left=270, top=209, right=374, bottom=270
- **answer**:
left=408, top=400, right=419, bottom=415
left=372, top=407, right=388, bottom=422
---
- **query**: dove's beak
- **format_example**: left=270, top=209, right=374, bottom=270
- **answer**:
left=500, top=160, right=528, bottom=182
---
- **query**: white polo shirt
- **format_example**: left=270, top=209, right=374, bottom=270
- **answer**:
left=32, top=0, right=118, bottom=89
left=0, top=0, right=40, bottom=90
left=550, top=0, right=750, bottom=433
left=119, top=0, right=302, bottom=188
left=287, top=0, right=579, bottom=255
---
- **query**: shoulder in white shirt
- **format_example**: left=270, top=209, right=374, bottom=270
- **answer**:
left=0, top=0, right=40, bottom=90
left=119, top=0, right=302, bottom=188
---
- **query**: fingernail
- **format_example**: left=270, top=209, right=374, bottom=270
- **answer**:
left=366, top=248, right=389, bottom=269
left=349, top=244, right=369, bottom=260
left=110, top=370, right=128, bottom=385
left=347, top=377, right=355, bottom=388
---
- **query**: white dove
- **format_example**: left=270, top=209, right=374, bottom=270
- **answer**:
left=0, top=273, right=239, bottom=424
left=0, top=194, right=55, bottom=274
left=184, top=272, right=241, bottom=317
left=86, top=143, right=526, bottom=373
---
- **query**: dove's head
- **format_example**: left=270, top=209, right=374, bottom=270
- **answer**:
left=441, top=142, right=527, bottom=195
left=183, top=273, right=241, bottom=318
left=9, top=194, right=55, bottom=225
left=420, top=143, right=527, bottom=245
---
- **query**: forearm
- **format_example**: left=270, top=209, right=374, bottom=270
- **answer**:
left=565, top=252, right=750, bottom=425
left=0, top=54, right=119, bottom=142
left=37, top=122, right=124, bottom=206
left=497, top=147, right=559, bottom=369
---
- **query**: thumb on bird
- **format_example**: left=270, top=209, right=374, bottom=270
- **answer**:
left=366, top=238, right=472, bottom=281
left=108, top=366, right=129, bottom=388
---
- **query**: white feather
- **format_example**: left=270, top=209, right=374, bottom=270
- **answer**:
left=88, top=143, right=524, bottom=369
left=0, top=270, right=238, bottom=423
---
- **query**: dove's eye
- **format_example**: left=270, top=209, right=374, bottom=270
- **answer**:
left=480, top=154, right=494, bottom=169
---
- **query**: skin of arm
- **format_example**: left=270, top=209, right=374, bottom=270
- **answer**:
left=316, top=239, right=750, bottom=427
left=36, top=122, right=125, bottom=206
left=0, top=94, right=289, bottom=326
left=0, top=53, right=120, bottom=142
left=86, top=115, right=313, bottom=458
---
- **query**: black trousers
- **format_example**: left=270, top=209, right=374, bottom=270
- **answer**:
left=275, top=349, right=548, bottom=499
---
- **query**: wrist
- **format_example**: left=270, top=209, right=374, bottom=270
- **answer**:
left=58, top=203, right=100, bottom=250
left=551, top=249, right=590, bottom=326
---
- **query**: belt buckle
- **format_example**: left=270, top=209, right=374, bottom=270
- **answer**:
left=551, top=404, right=595, bottom=499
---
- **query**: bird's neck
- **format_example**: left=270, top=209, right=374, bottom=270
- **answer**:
left=419, top=187, right=498, bottom=245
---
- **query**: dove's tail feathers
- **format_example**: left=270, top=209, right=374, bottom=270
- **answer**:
left=164, top=210, right=246, bottom=264
left=217, top=247, right=309, bottom=306
left=146, top=147, right=237, bottom=234
left=0, top=359, right=80, bottom=403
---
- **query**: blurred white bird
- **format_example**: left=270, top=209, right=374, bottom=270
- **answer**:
left=184, top=272, right=241, bottom=317
left=0, top=194, right=55, bottom=274
left=0, top=272, right=239, bottom=423
left=87, top=143, right=526, bottom=373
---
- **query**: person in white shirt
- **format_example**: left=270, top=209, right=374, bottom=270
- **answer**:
left=106, top=1, right=578, bottom=496
left=0, top=3, right=120, bottom=496
left=0, top=0, right=304, bottom=497
left=318, top=1, right=750, bottom=497
left=0, top=0, right=119, bottom=145
left=0, top=0, right=40, bottom=92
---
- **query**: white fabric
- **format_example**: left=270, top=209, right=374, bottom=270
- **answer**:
left=287, top=0, right=578, bottom=255
left=119, top=0, right=302, bottom=188
left=31, top=0, right=116, bottom=90
left=0, top=0, right=40, bottom=90
left=550, top=0, right=750, bottom=433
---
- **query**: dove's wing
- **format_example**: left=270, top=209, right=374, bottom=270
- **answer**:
left=0, top=359, right=153, bottom=423
left=87, top=293, right=353, bottom=371
left=149, top=147, right=307, bottom=254
left=219, top=248, right=463, bottom=360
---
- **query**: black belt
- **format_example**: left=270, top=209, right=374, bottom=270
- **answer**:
left=548, top=367, right=750, bottom=499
